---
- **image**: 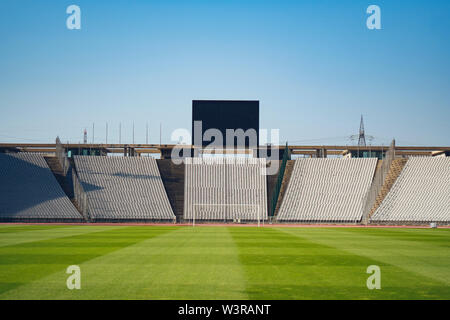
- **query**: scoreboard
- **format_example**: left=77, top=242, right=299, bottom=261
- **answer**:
left=192, top=100, right=259, bottom=148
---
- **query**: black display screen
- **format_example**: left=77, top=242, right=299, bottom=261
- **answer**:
left=192, top=100, right=259, bottom=148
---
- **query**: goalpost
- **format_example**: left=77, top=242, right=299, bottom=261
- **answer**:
left=191, top=204, right=264, bottom=227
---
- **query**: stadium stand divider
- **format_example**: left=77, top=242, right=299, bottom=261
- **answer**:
left=54, top=136, right=90, bottom=220
left=55, top=137, right=70, bottom=177
left=72, top=167, right=90, bottom=221
left=156, top=160, right=185, bottom=222
left=361, top=139, right=396, bottom=224
left=270, top=143, right=290, bottom=219
left=272, top=160, right=294, bottom=219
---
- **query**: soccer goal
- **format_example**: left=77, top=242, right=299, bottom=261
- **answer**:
left=191, top=204, right=264, bottom=227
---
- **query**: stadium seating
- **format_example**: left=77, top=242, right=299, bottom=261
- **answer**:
left=0, top=153, right=82, bottom=221
left=277, top=158, right=377, bottom=222
left=74, top=156, right=175, bottom=221
left=184, top=157, right=268, bottom=221
left=365, top=158, right=407, bottom=220
left=370, top=157, right=450, bottom=223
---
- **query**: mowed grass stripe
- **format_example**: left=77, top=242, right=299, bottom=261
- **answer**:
left=333, top=227, right=450, bottom=250
left=280, top=227, right=450, bottom=285
left=0, top=225, right=122, bottom=248
left=278, top=227, right=450, bottom=299
left=0, top=226, right=248, bottom=300
left=0, top=226, right=448, bottom=299
left=230, top=227, right=384, bottom=299
left=0, top=225, right=70, bottom=233
left=0, top=226, right=175, bottom=297
left=231, top=227, right=449, bottom=299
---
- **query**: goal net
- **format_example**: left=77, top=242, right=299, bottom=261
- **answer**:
left=191, top=204, right=264, bottom=225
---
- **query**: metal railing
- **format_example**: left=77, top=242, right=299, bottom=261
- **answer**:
left=72, top=168, right=90, bottom=221
left=361, top=139, right=396, bottom=224
left=270, top=143, right=290, bottom=217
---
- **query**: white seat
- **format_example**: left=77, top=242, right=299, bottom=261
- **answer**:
left=277, top=158, right=377, bottom=222
left=371, top=157, right=450, bottom=223
left=184, top=157, right=268, bottom=221
left=0, top=153, right=81, bottom=220
left=74, top=156, right=175, bottom=220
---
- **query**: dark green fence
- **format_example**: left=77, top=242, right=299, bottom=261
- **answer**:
left=270, top=143, right=290, bottom=217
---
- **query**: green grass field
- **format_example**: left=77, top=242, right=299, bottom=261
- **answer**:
left=0, top=225, right=449, bottom=300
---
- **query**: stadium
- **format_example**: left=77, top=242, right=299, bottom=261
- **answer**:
left=1, top=1, right=449, bottom=305
left=0, top=100, right=449, bottom=301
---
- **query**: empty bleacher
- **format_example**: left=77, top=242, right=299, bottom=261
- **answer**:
left=184, top=157, right=268, bottom=221
left=277, top=158, right=377, bottom=222
left=370, top=157, right=450, bottom=223
left=0, top=153, right=82, bottom=221
left=74, top=156, right=175, bottom=221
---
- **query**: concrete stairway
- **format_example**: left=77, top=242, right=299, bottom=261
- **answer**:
left=266, top=160, right=281, bottom=217
left=45, top=156, right=74, bottom=199
left=44, top=156, right=84, bottom=215
left=368, top=158, right=408, bottom=218
left=157, top=160, right=185, bottom=222
left=273, top=160, right=295, bottom=217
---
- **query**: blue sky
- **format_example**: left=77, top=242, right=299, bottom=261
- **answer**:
left=0, top=0, right=449, bottom=146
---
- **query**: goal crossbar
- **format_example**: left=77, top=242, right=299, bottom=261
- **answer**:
left=191, top=204, right=264, bottom=226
